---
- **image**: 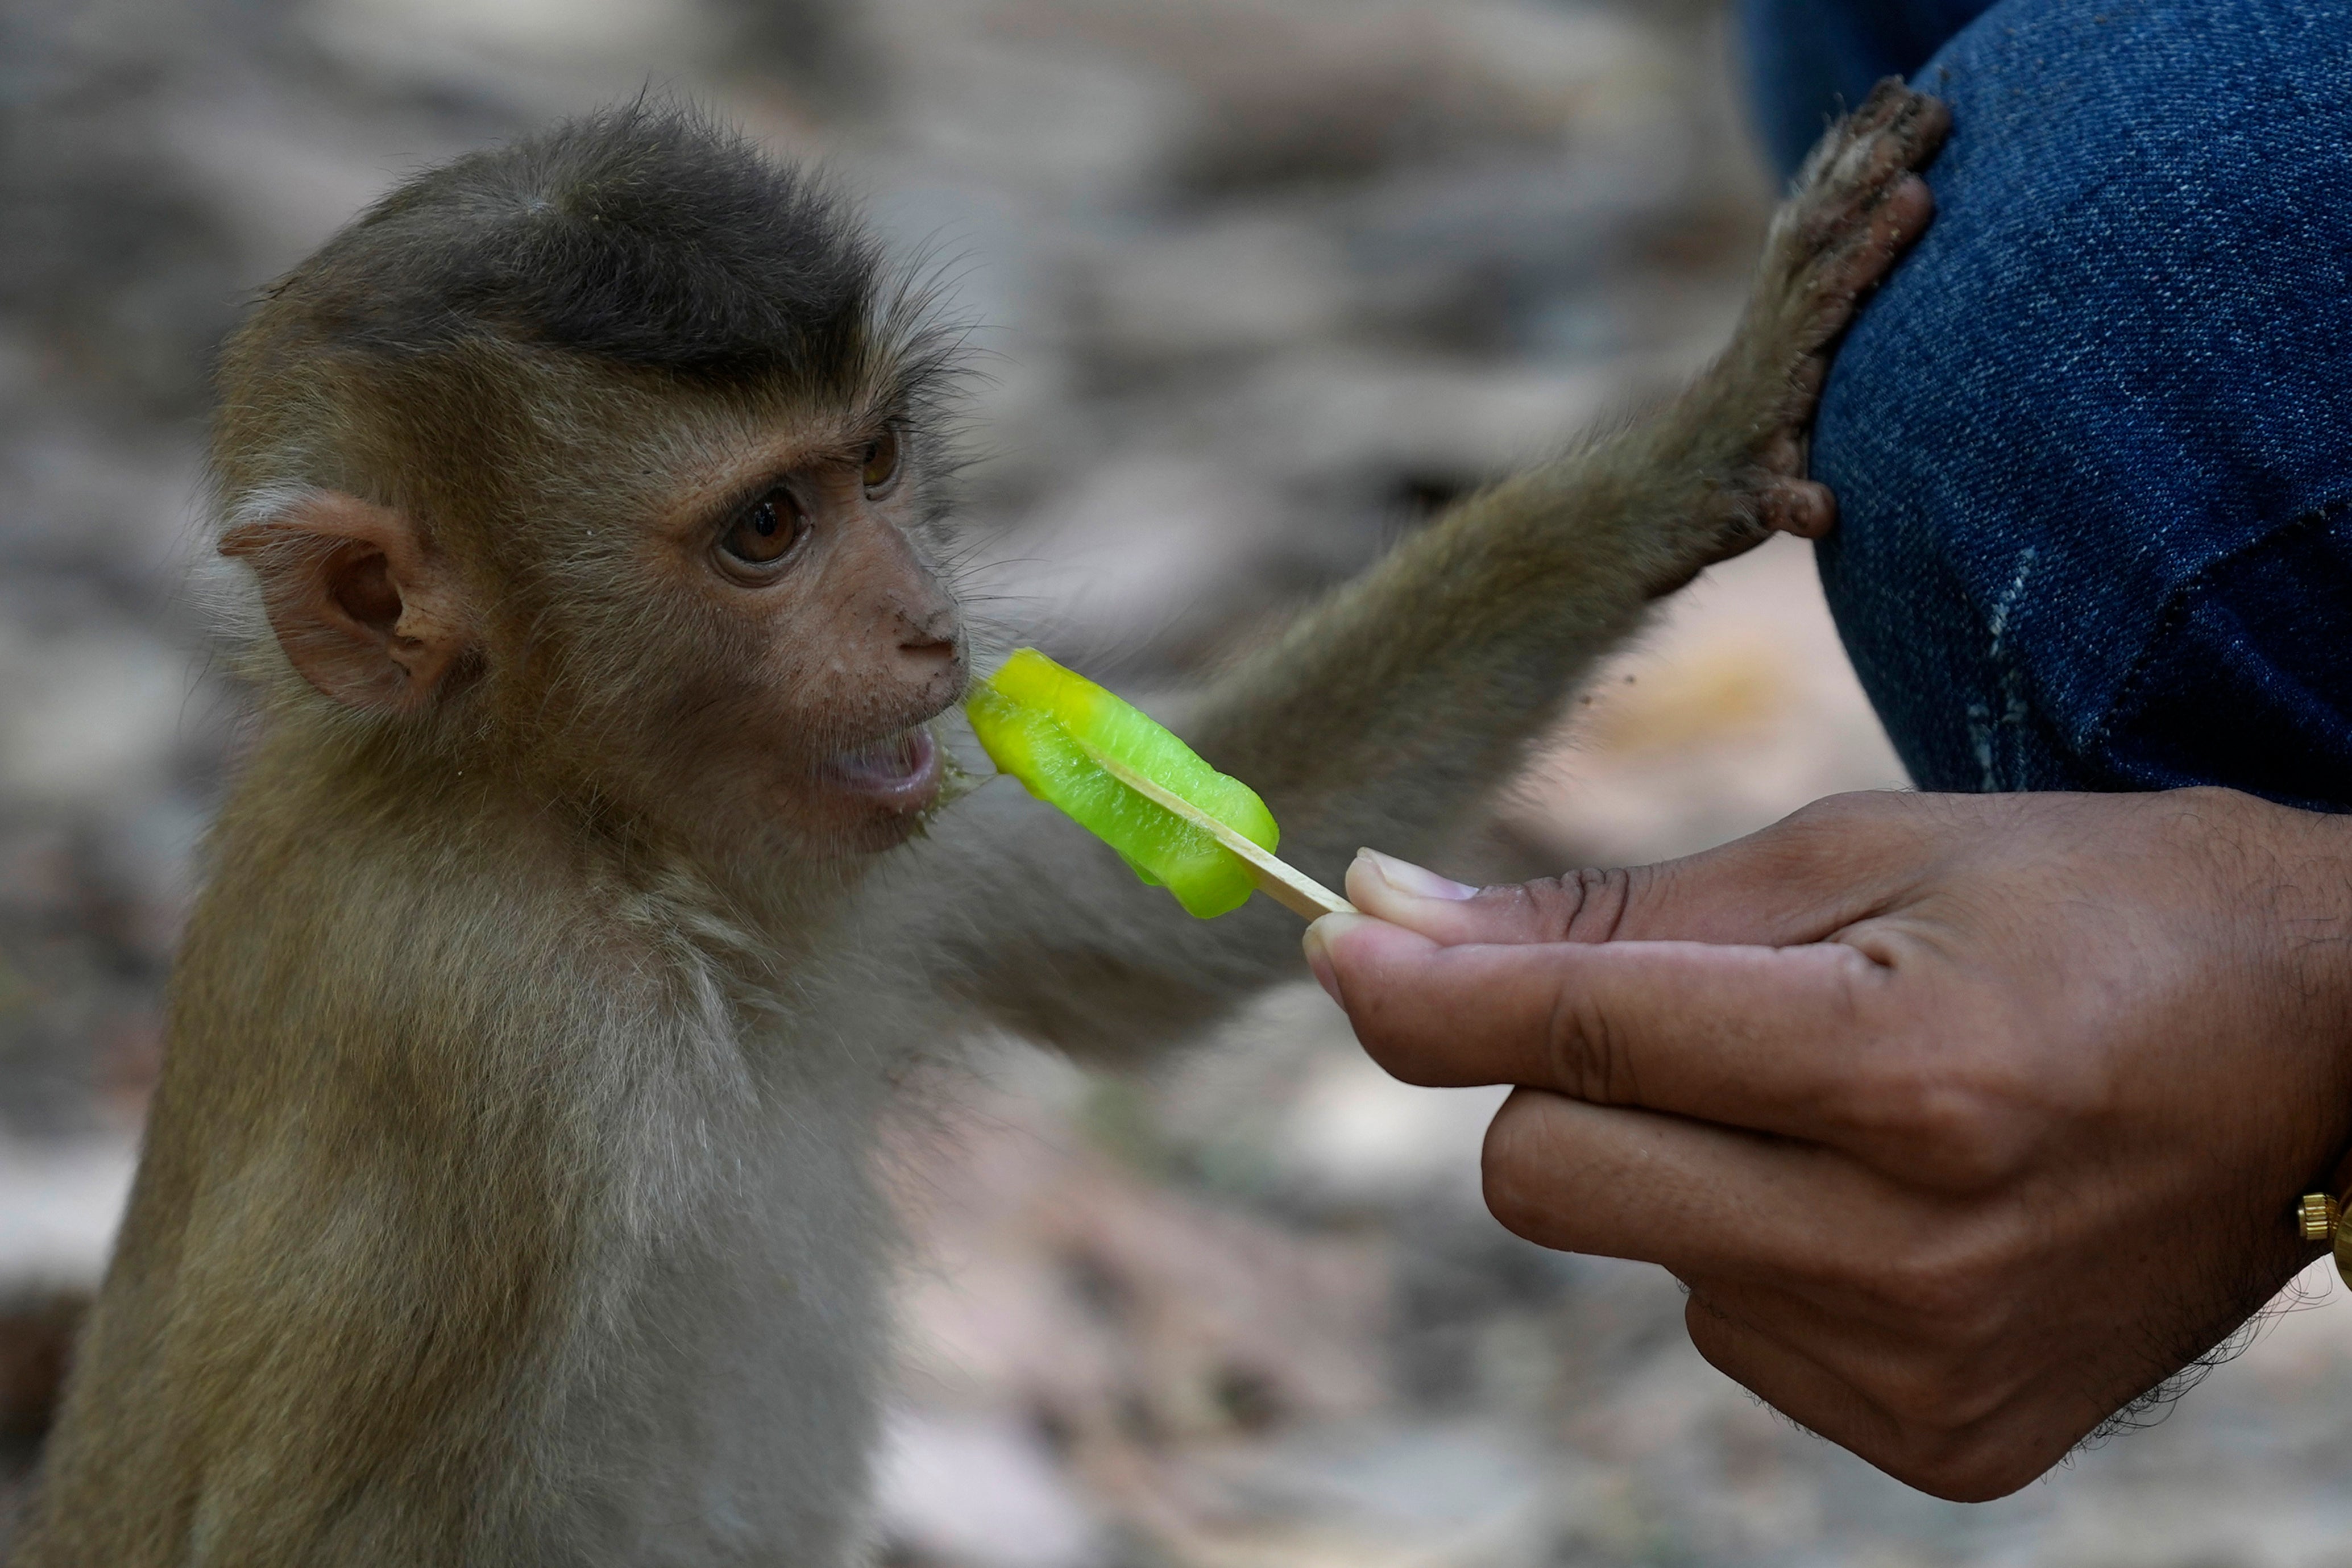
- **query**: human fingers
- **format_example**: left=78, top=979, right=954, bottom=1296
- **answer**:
left=1476, top=1089, right=2190, bottom=1500
left=1677, top=1288, right=2076, bottom=1503
left=1343, top=791, right=1942, bottom=949
left=1310, top=916, right=1890, bottom=1143
left=1478, top=1089, right=2098, bottom=1498
left=1475, top=1087, right=1925, bottom=1281
left=1678, top=1271, right=2028, bottom=1430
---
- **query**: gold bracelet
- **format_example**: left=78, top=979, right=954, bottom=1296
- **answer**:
left=2299, top=1190, right=2352, bottom=1285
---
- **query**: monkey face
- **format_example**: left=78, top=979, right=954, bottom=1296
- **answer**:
left=578, top=403, right=968, bottom=862
left=205, top=104, right=979, bottom=873
left=223, top=393, right=966, bottom=866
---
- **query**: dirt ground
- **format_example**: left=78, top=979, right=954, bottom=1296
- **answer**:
left=5, top=1, right=2352, bottom=1563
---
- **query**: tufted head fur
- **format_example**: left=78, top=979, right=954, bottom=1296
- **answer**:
left=299, top=103, right=882, bottom=384
left=204, top=101, right=959, bottom=656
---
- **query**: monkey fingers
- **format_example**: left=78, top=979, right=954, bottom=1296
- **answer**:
left=1656, top=80, right=1948, bottom=574
left=1759, top=79, right=1951, bottom=382
left=1716, top=80, right=1949, bottom=478
left=1755, top=474, right=1839, bottom=540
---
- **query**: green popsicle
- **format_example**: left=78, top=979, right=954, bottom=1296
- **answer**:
left=966, top=648, right=1349, bottom=919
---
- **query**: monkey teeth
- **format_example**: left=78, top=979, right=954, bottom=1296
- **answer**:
left=826, top=726, right=941, bottom=804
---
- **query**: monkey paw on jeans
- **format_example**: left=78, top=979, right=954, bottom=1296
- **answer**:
left=1698, top=78, right=1951, bottom=553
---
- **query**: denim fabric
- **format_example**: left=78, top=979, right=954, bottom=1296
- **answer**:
left=1751, top=0, right=2352, bottom=804
left=1741, top=0, right=2000, bottom=181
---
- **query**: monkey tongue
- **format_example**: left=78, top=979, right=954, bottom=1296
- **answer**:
left=825, top=726, right=941, bottom=806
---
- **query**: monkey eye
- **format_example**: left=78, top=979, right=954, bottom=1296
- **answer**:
left=720, top=488, right=809, bottom=569
left=860, top=424, right=902, bottom=496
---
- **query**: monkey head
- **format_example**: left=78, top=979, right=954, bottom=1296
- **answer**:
left=208, top=106, right=968, bottom=863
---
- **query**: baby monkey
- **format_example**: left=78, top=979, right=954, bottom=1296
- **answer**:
left=16, top=86, right=1947, bottom=1565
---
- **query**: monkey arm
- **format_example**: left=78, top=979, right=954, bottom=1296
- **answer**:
left=902, top=82, right=1949, bottom=1061
left=911, top=421, right=1736, bottom=1060
left=1186, top=428, right=1737, bottom=880
left=1193, top=76, right=1953, bottom=884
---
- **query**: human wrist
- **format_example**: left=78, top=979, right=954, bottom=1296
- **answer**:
left=2221, top=790, right=2352, bottom=1246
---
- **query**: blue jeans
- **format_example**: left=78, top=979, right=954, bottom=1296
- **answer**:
left=1743, top=0, right=2352, bottom=805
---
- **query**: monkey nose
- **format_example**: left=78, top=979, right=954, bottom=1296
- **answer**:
left=898, top=600, right=958, bottom=650
left=897, top=615, right=964, bottom=688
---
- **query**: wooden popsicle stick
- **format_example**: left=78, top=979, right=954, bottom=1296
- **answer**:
left=1085, top=750, right=1356, bottom=920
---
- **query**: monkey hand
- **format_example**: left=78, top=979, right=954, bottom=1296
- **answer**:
left=1677, top=78, right=1951, bottom=569
left=1303, top=789, right=2352, bottom=1501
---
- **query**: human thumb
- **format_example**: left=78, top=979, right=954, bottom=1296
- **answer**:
left=1346, top=795, right=1923, bottom=949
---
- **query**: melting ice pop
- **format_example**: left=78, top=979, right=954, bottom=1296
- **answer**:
left=966, top=649, right=1352, bottom=920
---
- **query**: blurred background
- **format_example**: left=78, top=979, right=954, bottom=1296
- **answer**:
left=6, top=0, right=2352, bottom=1562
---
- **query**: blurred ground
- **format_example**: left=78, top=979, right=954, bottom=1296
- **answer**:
left=6, top=0, right=2352, bottom=1563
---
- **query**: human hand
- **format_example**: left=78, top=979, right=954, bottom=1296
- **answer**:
left=1302, top=789, right=2352, bottom=1500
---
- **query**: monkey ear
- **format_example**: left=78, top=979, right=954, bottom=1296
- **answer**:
left=220, top=493, right=476, bottom=715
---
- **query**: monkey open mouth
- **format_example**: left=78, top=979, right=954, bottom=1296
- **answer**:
left=824, top=725, right=942, bottom=808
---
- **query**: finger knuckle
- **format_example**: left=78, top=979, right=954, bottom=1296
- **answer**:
left=1874, top=1267, right=1982, bottom=1338
left=1862, top=1235, right=2011, bottom=1345
left=1883, top=1432, right=2051, bottom=1503
left=1866, top=1354, right=2010, bottom=1434
left=1513, top=867, right=1637, bottom=943
left=1844, top=1058, right=2046, bottom=1190
left=1542, top=986, right=1638, bottom=1105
